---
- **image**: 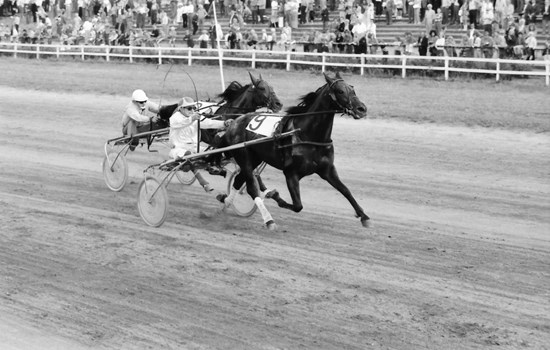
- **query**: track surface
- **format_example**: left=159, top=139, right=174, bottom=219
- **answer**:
left=0, top=86, right=549, bottom=349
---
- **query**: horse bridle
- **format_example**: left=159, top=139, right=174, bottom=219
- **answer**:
left=252, top=79, right=275, bottom=111
left=327, top=79, right=355, bottom=116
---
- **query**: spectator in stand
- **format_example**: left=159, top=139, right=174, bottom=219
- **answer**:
left=267, top=27, right=276, bottom=50
left=403, top=30, right=415, bottom=54
left=289, top=0, right=299, bottom=29
left=524, top=30, right=537, bottom=59
left=197, top=28, right=209, bottom=48
left=449, top=0, right=458, bottom=25
left=321, top=5, right=329, bottom=31
left=373, top=0, right=382, bottom=20
left=270, top=0, right=279, bottom=27
left=441, top=0, right=449, bottom=25
left=472, top=30, right=482, bottom=57
left=524, top=0, right=537, bottom=25
left=543, top=0, right=550, bottom=35
left=183, top=28, right=194, bottom=47
left=424, top=3, right=435, bottom=33
left=170, top=0, right=178, bottom=24
left=481, top=0, right=494, bottom=34
left=258, top=0, right=266, bottom=24
left=167, top=25, right=177, bottom=46
left=480, top=29, right=494, bottom=57
left=395, top=0, right=403, bottom=19
left=513, top=31, right=526, bottom=58
left=469, top=0, right=479, bottom=28
left=493, top=28, right=507, bottom=57
left=417, top=31, right=428, bottom=55
left=246, top=28, right=258, bottom=48
left=427, top=29, right=438, bottom=55
left=543, top=35, right=550, bottom=57
left=260, top=27, right=268, bottom=49
left=208, top=22, right=222, bottom=49
left=459, top=0, right=469, bottom=30
left=407, top=0, right=414, bottom=23
left=434, top=7, right=443, bottom=34
left=413, top=0, right=421, bottom=24
left=385, top=0, right=396, bottom=25
left=494, top=0, right=505, bottom=25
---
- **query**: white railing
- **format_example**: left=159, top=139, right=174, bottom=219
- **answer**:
left=1, top=42, right=549, bottom=86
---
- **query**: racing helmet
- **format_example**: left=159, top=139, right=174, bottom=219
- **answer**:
left=179, top=96, right=195, bottom=109
left=132, top=89, right=148, bottom=103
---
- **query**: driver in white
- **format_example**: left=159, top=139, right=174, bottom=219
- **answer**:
left=169, top=97, right=233, bottom=192
left=121, top=89, right=160, bottom=150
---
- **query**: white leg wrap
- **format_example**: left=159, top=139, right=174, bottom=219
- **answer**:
left=224, top=186, right=238, bottom=207
left=260, top=189, right=270, bottom=199
left=254, top=197, right=273, bottom=224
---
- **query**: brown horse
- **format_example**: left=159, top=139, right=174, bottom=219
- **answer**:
left=217, top=72, right=369, bottom=230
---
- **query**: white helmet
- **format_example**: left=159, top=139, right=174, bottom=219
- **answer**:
left=132, top=89, right=148, bottom=102
left=179, top=96, right=195, bottom=108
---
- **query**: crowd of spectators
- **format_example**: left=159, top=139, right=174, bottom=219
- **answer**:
left=0, top=0, right=548, bottom=59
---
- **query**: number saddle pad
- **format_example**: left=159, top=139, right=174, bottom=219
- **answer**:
left=245, top=114, right=282, bottom=137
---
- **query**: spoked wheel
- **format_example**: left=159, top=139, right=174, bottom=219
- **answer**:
left=175, top=167, right=196, bottom=186
left=102, top=151, right=128, bottom=192
left=137, top=176, right=169, bottom=227
left=226, top=169, right=257, bottom=217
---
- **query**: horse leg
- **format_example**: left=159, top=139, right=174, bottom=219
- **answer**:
left=318, top=165, right=370, bottom=227
left=244, top=166, right=276, bottom=230
left=216, top=170, right=246, bottom=206
left=267, top=171, right=303, bottom=212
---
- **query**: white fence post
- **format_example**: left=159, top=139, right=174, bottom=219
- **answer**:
left=444, top=56, right=449, bottom=80
left=106, top=47, right=110, bottom=62
left=546, top=59, right=550, bottom=87
left=158, top=47, right=162, bottom=65
left=496, top=60, right=500, bottom=82
left=252, top=50, right=256, bottom=69
left=360, top=54, right=365, bottom=75
left=322, top=52, right=326, bottom=73
left=286, top=51, right=291, bottom=71
left=56, top=45, right=60, bottom=59
left=129, top=47, right=133, bottom=63
left=81, top=45, right=85, bottom=60
left=36, top=44, right=40, bottom=59
left=188, top=49, right=192, bottom=66
left=402, top=55, right=407, bottom=78
left=14, top=43, right=17, bottom=58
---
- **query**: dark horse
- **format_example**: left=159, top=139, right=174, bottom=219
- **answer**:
left=137, top=71, right=282, bottom=136
left=217, top=72, right=368, bottom=230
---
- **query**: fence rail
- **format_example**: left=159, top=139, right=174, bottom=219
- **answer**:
left=1, top=43, right=549, bottom=86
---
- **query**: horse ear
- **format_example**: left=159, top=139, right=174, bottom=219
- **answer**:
left=249, top=71, right=260, bottom=87
left=335, top=71, right=343, bottom=80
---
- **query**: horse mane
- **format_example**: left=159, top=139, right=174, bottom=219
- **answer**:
left=218, top=81, right=248, bottom=102
left=285, top=84, right=327, bottom=117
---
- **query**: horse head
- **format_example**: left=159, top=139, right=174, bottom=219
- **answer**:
left=249, top=71, right=283, bottom=113
left=324, top=72, right=367, bottom=119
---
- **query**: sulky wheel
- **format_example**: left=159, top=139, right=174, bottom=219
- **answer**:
left=226, top=169, right=257, bottom=217
left=102, top=151, right=128, bottom=192
left=137, top=176, right=169, bottom=227
left=175, top=167, right=196, bottom=186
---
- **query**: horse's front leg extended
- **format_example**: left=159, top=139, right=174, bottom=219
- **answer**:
left=268, top=171, right=303, bottom=212
left=318, top=165, right=370, bottom=227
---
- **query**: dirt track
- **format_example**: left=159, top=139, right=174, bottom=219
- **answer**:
left=0, top=85, right=549, bottom=350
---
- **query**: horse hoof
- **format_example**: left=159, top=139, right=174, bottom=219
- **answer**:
left=216, top=193, right=227, bottom=203
left=266, top=220, right=277, bottom=230
left=361, top=218, right=371, bottom=228
left=264, top=189, right=278, bottom=199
